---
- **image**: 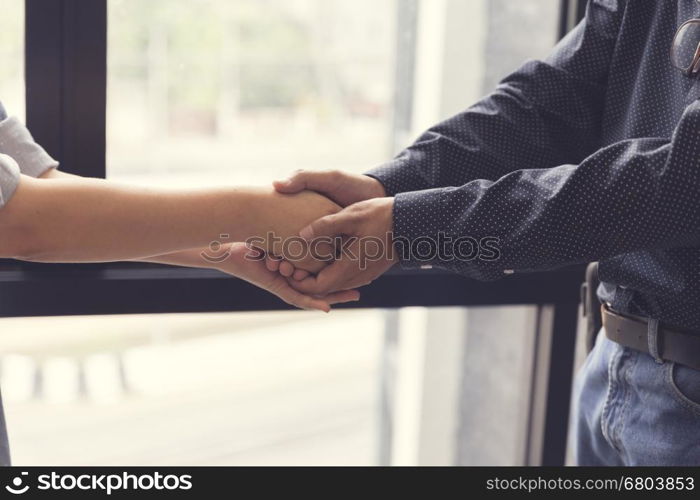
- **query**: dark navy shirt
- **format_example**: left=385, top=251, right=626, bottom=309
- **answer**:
left=368, top=0, right=700, bottom=331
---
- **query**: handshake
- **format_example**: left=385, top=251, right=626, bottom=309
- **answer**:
left=210, top=170, right=398, bottom=312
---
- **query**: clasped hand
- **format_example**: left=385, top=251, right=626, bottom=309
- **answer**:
left=267, top=170, right=398, bottom=298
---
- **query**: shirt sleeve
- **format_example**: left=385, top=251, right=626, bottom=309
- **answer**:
left=391, top=98, right=700, bottom=281
left=0, top=103, right=21, bottom=209
left=366, top=0, right=624, bottom=195
left=0, top=153, right=21, bottom=209
left=0, top=116, right=59, bottom=178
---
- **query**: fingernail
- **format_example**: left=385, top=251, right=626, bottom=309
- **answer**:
left=276, top=178, right=291, bottom=186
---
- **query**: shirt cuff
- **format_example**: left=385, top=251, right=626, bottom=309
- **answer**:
left=392, top=188, right=445, bottom=268
left=0, top=117, right=59, bottom=178
left=0, top=154, right=21, bottom=208
left=391, top=187, right=504, bottom=280
left=365, top=154, right=429, bottom=196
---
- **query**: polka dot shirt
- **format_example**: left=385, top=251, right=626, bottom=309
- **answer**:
left=367, top=0, right=700, bottom=331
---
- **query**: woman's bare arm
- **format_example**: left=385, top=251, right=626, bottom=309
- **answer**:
left=30, top=168, right=357, bottom=310
left=0, top=173, right=338, bottom=267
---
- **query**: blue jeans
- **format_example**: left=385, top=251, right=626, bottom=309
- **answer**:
left=571, top=329, right=700, bottom=465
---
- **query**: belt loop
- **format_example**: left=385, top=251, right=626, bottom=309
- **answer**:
left=647, top=318, right=664, bottom=364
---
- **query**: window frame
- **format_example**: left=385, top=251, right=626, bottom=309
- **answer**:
left=5, top=0, right=587, bottom=465
left=16, top=0, right=586, bottom=315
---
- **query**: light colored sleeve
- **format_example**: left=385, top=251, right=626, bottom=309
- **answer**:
left=0, top=116, right=59, bottom=178
left=0, top=153, right=21, bottom=208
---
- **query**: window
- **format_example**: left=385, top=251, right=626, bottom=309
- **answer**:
left=107, top=0, right=397, bottom=187
left=3, top=311, right=384, bottom=465
left=2, top=0, right=583, bottom=466
left=0, top=0, right=25, bottom=121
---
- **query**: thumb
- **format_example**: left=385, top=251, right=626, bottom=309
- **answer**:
left=273, top=170, right=337, bottom=195
left=272, top=177, right=304, bottom=194
left=299, top=211, right=355, bottom=241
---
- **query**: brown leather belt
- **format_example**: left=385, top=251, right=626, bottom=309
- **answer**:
left=602, top=304, right=700, bottom=371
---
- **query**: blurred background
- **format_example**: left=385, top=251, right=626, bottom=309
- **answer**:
left=0, top=0, right=562, bottom=465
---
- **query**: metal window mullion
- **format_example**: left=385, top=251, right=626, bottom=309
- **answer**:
left=25, top=0, right=106, bottom=178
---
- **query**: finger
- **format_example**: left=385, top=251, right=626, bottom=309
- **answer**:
left=336, top=272, right=377, bottom=291
left=273, top=169, right=340, bottom=195
left=245, top=246, right=264, bottom=260
left=299, top=211, right=356, bottom=241
left=272, top=169, right=312, bottom=194
left=324, top=289, right=361, bottom=304
left=269, top=279, right=328, bottom=312
left=265, top=256, right=281, bottom=272
left=282, top=290, right=331, bottom=313
left=289, top=257, right=358, bottom=295
left=279, top=260, right=295, bottom=277
left=279, top=285, right=359, bottom=312
left=292, top=269, right=310, bottom=281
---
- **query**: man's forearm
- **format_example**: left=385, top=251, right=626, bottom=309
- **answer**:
left=366, top=3, right=622, bottom=197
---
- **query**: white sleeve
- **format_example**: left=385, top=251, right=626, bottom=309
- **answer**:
left=0, top=116, right=59, bottom=178
left=0, top=153, right=20, bottom=208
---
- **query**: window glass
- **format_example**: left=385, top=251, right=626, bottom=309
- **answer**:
left=107, top=0, right=396, bottom=187
left=0, top=0, right=25, bottom=122
left=3, top=311, right=384, bottom=465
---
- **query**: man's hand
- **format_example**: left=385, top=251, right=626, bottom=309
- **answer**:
left=287, top=197, right=398, bottom=295
left=270, top=170, right=388, bottom=278
left=273, top=170, right=387, bottom=208
left=245, top=189, right=338, bottom=274
left=219, top=243, right=360, bottom=312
